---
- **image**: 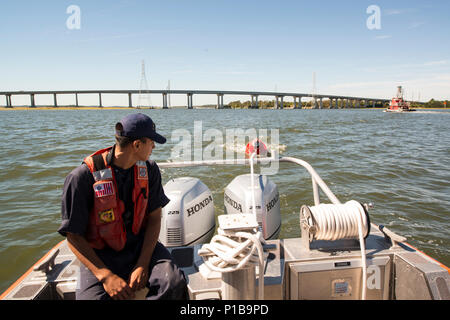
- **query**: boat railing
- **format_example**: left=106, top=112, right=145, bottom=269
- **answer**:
left=157, top=151, right=341, bottom=207
left=157, top=152, right=410, bottom=244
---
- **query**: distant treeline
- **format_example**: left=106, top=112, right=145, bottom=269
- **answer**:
left=224, top=100, right=382, bottom=109
left=197, top=99, right=448, bottom=109
left=411, top=99, right=449, bottom=108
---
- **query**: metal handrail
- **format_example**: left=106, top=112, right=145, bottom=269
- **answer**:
left=156, top=152, right=341, bottom=206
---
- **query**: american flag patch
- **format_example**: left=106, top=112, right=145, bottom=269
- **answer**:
left=139, top=167, right=147, bottom=178
left=94, top=181, right=114, bottom=198
left=137, top=161, right=147, bottom=180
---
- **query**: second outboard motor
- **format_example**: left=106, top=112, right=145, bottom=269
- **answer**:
left=224, top=174, right=281, bottom=240
left=160, top=177, right=215, bottom=247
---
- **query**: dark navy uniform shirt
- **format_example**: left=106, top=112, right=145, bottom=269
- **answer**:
left=58, top=146, right=170, bottom=279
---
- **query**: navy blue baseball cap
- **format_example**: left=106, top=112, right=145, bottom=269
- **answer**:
left=116, top=113, right=166, bottom=144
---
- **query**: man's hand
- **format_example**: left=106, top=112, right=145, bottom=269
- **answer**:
left=66, top=233, right=134, bottom=300
left=127, top=208, right=161, bottom=293
left=102, top=272, right=135, bottom=300
left=128, top=265, right=149, bottom=291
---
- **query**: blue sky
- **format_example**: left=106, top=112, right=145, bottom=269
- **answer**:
left=1, top=0, right=449, bottom=106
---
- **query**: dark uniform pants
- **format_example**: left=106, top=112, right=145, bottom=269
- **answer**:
left=76, top=242, right=188, bottom=300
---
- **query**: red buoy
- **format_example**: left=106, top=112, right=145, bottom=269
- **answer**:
left=245, top=138, right=269, bottom=158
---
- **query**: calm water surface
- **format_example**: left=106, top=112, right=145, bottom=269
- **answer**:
left=0, top=108, right=449, bottom=292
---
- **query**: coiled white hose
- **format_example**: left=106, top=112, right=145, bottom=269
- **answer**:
left=308, top=200, right=369, bottom=300
left=198, top=227, right=265, bottom=300
left=198, top=152, right=265, bottom=300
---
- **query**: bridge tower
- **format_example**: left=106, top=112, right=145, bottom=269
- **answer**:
left=138, top=60, right=152, bottom=108
left=312, top=72, right=318, bottom=109
left=167, top=80, right=171, bottom=108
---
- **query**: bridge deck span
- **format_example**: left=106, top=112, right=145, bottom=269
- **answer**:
left=0, top=89, right=391, bottom=109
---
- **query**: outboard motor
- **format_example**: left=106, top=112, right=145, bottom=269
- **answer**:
left=224, top=174, right=281, bottom=240
left=160, top=177, right=215, bottom=247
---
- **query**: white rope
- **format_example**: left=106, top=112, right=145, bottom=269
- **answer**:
left=308, top=200, right=368, bottom=300
left=198, top=226, right=265, bottom=300
left=198, top=152, right=265, bottom=300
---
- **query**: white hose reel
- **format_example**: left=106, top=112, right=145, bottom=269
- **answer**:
left=300, top=200, right=370, bottom=247
left=300, top=200, right=371, bottom=299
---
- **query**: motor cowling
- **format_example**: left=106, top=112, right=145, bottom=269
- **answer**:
left=160, top=177, right=215, bottom=247
left=224, top=174, right=281, bottom=240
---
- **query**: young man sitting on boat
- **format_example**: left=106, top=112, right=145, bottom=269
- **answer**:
left=58, top=113, right=187, bottom=300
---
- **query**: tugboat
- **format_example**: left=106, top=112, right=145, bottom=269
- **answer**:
left=384, top=86, right=416, bottom=112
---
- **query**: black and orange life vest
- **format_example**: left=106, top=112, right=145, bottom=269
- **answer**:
left=83, top=147, right=149, bottom=251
